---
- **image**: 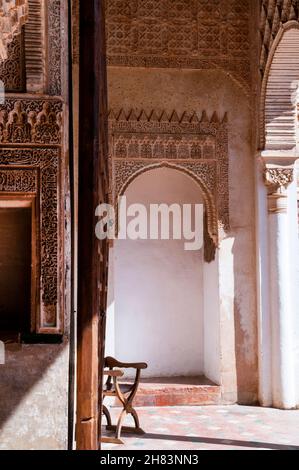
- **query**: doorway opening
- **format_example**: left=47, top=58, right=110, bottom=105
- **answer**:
left=0, top=197, right=36, bottom=340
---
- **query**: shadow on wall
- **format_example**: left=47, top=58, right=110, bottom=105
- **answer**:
left=0, top=341, right=69, bottom=450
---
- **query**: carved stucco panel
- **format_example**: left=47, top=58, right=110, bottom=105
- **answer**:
left=0, top=98, right=63, bottom=145
left=0, top=167, right=38, bottom=192
left=106, top=0, right=251, bottom=93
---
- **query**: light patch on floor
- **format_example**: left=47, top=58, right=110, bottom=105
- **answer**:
left=101, top=405, right=299, bottom=451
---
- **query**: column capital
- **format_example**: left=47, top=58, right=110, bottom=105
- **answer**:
left=263, top=164, right=295, bottom=214
left=259, top=149, right=297, bottom=194
left=264, top=166, right=294, bottom=193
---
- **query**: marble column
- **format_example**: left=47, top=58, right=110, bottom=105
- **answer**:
left=264, top=163, right=297, bottom=409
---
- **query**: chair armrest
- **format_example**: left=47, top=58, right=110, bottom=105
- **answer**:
left=105, top=356, right=148, bottom=370
left=103, top=369, right=124, bottom=378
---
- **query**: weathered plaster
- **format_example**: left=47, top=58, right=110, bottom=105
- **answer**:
left=0, top=342, right=69, bottom=450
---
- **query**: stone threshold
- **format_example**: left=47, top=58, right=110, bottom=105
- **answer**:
left=113, top=376, right=221, bottom=407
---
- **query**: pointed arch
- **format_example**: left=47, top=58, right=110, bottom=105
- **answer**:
left=114, top=160, right=218, bottom=249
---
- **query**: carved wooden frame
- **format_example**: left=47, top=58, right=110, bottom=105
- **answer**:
left=0, top=148, right=63, bottom=334
left=0, top=94, right=64, bottom=335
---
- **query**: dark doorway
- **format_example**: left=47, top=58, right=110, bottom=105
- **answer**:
left=0, top=207, right=32, bottom=334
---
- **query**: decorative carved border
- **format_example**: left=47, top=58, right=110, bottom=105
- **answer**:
left=0, top=167, right=38, bottom=192
left=0, top=34, right=26, bottom=92
left=47, top=0, right=62, bottom=96
left=25, top=0, right=45, bottom=93
left=0, top=148, right=62, bottom=334
left=109, top=109, right=229, bottom=252
left=72, top=0, right=80, bottom=65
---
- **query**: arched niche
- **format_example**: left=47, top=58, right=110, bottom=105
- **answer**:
left=106, top=166, right=221, bottom=383
left=115, top=160, right=218, bottom=262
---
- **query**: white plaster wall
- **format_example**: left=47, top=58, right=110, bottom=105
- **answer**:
left=218, top=236, right=238, bottom=403
left=112, top=168, right=205, bottom=377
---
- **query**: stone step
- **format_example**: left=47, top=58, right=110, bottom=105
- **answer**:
left=112, top=376, right=221, bottom=407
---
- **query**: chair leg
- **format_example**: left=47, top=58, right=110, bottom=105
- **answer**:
left=116, top=408, right=127, bottom=440
left=103, top=405, right=112, bottom=428
left=130, top=407, right=140, bottom=430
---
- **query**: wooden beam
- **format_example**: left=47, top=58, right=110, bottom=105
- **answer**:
left=76, top=0, right=108, bottom=450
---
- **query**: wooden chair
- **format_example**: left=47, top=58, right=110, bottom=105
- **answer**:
left=101, top=356, right=148, bottom=444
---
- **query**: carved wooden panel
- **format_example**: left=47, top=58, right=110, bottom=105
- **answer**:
left=0, top=148, right=62, bottom=333
left=0, top=98, right=62, bottom=145
left=0, top=96, right=64, bottom=334
left=106, top=0, right=251, bottom=92
left=0, top=167, right=38, bottom=192
left=109, top=109, right=229, bottom=253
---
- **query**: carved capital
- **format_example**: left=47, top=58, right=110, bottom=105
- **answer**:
left=264, top=168, right=294, bottom=193
left=264, top=167, right=294, bottom=214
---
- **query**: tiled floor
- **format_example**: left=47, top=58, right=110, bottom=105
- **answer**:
left=101, top=405, right=299, bottom=450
